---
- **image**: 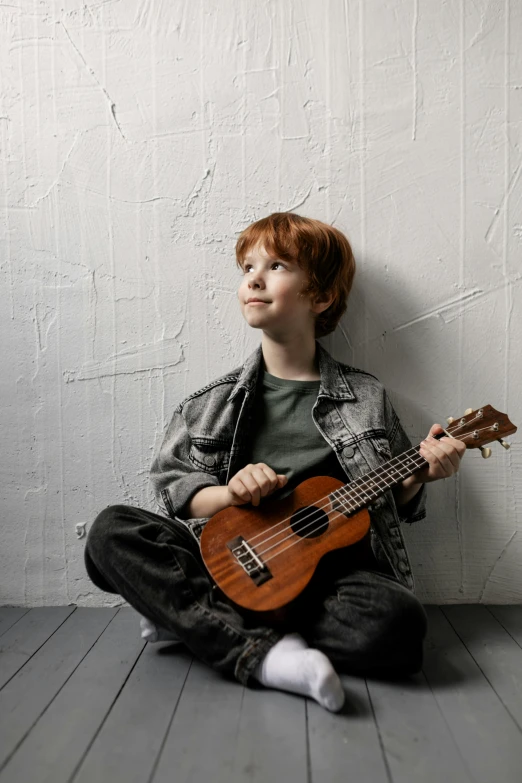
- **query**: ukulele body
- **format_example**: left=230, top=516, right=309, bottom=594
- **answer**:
left=200, top=475, right=370, bottom=612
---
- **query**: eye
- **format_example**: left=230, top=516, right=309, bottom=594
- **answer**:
left=242, top=262, right=284, bottom=273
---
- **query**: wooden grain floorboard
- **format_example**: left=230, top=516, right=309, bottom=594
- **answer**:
left=0, top=608, right=29, bottom=638
left=485, top=605, right=522, bottom=647
left=150, top=657, right=245, bottom=783
left=0, top=608, right=139, bottom=783
left=0, top=606, right=76, bottom=689
left=72, top=640, right=192, bottom=783
left=0, top=605, right=519, bottom=783
left=442, top=605, right=522, bottom=731
left=422, top=605, right=522, bottom=783
left=0, top=607, right=117, bottom=775
left=307, top=674, right=390, bottom=783
left=152, top=660, right=308, bottom=783
left=367, top=669, right=475, bottom=783
left=226, top=685, right=308, bottom=783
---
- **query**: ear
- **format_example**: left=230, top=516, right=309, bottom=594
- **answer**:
left=310, top=291, right=334, bottom=314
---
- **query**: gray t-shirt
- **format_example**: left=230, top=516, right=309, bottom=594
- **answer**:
left=244, top=369, right=348, bottom=502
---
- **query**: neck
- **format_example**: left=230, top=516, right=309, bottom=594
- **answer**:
left=332, top=444, right=428, bottom=513
left=261, top=334, right=319, bottom=380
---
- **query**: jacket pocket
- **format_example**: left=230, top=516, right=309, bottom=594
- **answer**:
left=188, top=437, right=231, bottom=475
left=371, top=436, right=392, bottom=462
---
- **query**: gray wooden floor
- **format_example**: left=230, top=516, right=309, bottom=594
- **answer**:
left=0, top=605, right=521, bottom=783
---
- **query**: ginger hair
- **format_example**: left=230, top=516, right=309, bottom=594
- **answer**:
left=236, top=212, right=356, bottom=338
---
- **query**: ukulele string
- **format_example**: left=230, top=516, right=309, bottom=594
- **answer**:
left=258, top=456, right=424, bottom=561
left=252, top=419, right=495, bottom=558
left=254, top=447, right=425, bottom=558
left=259, top=428, right=484, bottom=565
left=247, top=443, right=425, bottom=552
left=244, top=421, right=466, bottom=550
left=243, top=425, right=463, bottom=552
left=440, top=411, right=483, bottom=436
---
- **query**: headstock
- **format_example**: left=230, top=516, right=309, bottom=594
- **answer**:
left=444, top=405, right=517, bottom=458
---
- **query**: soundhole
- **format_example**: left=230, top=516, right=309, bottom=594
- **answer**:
left=290, top=505, right=329, bottom=539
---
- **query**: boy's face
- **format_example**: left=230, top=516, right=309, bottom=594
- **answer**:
left=237, top=243, right=319, bottom=337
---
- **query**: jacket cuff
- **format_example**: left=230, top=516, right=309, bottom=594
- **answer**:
left=396, top=482, right=427, bottom=524
left=159, top=473, right=220, bottom=520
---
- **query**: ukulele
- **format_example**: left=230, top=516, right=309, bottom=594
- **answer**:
left=200, top=406, right=516, bottom=612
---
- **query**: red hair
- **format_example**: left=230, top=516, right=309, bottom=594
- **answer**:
left=235, top=212, right=356, bottom=338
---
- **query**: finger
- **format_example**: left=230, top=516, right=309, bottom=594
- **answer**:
left=420, top=439, right=458, bottom=476
left=250, top=466, right=275, bottom=497
left=436, top=437, right=465, bottom=470
left=240, top=474, right=262, bottom=506
left=420, top=439, right=453, bottom=475
left=447, top=436, right=467, bottom=458
left=427, top=426, right=466, bottom=459
left=228, top=480, right=250, bottom=504
left=258, top=464, right=280, bottom=490
left=235, top=476, right=255, bottom=501
left=442, top=437, right=467, bottom=463
left=428, top=423, right=445, bottom=438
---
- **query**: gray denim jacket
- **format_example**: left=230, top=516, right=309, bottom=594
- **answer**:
left=150, top=340, right=427, bottom=593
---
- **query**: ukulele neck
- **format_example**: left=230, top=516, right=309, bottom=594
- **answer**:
left=334, top=439, right=432, bottom=513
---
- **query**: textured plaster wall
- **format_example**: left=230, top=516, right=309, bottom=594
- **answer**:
left=1, top=0, right=521, bottom=608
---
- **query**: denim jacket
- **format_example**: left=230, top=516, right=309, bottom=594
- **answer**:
left=150, top=340, right=427, bottom=593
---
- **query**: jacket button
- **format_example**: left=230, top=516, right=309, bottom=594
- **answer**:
left=342, top=446, right=355, bottom=459
left=397, top=560, right=409, bottom=573
left=204, top=456, right=215, bottom=466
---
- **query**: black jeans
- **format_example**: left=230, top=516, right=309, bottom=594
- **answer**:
left=84, top=505, right=428, bottom=686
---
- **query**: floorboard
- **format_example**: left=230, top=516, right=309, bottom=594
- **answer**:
left=422, top=605, right=522, bottom=783
left=0, top=605, right=520, bottom=783
left=0, top=607, right=76, bottom=690
left=74, top=640, right=192, bottom=783
left=0, top=608, right=30, bottom=639
left=307, top=674, right=389, bottom=783
left=149, top=658, right=245, bottom=783
left=0, top=608, right=133, bottom=782
left=442, top=605, right=522, bottom=730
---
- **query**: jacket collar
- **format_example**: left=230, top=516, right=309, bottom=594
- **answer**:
left=227, top=340, right=356, bottom=403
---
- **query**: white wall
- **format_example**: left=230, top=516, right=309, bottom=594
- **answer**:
left=1, top=0, right=521, bottom=607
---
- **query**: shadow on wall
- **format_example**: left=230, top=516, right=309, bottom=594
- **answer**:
left=319, top=256, right=516, bottom=602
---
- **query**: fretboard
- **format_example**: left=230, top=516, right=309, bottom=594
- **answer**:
left=332, top=444, right=428, bottom=514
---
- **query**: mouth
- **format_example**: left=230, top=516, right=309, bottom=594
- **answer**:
left=246, top=300, right=269, bottom=305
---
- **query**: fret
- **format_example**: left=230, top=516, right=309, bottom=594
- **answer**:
left=338, top=478, right=378, bottom=509
left=356, top=485, right=379, bottom=503
left=367, top=476, right=390, bottom=492
left=335, top=495, right=357, bottom=515
left=354, top=478, right=380, bottom=500
left=337, top=486, right=361, bottom=510
left=382, top=464, right=411, bottom=483
left=336, top=485, right=364, bottom=511
left=333, top=445, right=429, bottom=512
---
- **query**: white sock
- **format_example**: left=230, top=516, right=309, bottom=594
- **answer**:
left=139, top=615, right=180, bottom=644
left=253, top=633, right=345, bottom=713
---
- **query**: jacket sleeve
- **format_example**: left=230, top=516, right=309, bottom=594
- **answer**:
left=150, top=404, right=220, bottom=520
left=383, top=389, right=427, bottom=524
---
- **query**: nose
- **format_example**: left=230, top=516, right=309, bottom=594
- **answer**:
left=248, top=270, right=265, bottom=289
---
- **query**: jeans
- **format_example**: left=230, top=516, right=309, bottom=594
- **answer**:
left=84, top=505, right=428, bottom=686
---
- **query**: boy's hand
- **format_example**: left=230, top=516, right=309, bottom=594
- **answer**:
left=226, top=463, right=288, bottom=507
left=413, top=423, right=467, bottom=484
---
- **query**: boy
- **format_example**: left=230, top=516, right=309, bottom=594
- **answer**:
left=84, top=212, right=466, bottom=713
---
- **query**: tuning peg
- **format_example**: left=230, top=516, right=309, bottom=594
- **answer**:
left=480, top=447, right=492, bottom=459
left=464, top=408, right=473, bottom=415
left=447, top=417, right=455, bottom=424
left=498, top=439, right=510, bottom=450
